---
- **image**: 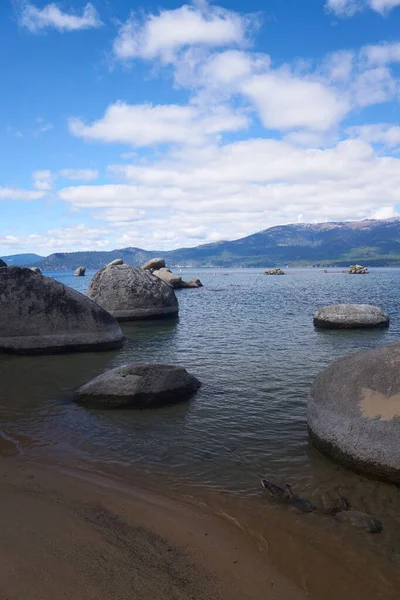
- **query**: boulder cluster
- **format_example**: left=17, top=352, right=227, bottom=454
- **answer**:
left=264, top=268, right=285, bottom=275
left=87, top=261, right=179, bottom=321
left=348, top=264, right=368, bottom=274
left=142, top=258, right=203, bottom=288
left=0, top=262, right=201, bottom=410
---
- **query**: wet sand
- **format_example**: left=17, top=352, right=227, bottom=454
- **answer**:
left=1, top=456, right=400, bottom=600
left=0, top=457, right=305, bottom=600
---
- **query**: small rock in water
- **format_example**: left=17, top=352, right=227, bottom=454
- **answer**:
left=75, top=363, right=201, bottom=409
left=30, top=267, right=42, bottom=274
left=348, top=264, right=369, bottom=274
left=107, top=258, right=123, bottom=266
left=264, top=268, right=285, bottom=275
left=74, top=266, right=86, bottom=276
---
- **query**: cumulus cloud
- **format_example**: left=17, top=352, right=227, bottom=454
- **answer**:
left=113, top=3, right=253, bottom=62
left=59, top=168, right=99, bottom=181
left=54, top=137, right=400, bottom=249
left=18, top=2, right=102, bottom=33
left=326, top=0, right=400, bottom=16
left=0, top=187, right=45, bottom=201
left=0, top=225, right=111, bottom=253
left=68, top=101, right=249, bottom=146
left=242, top=71, right=349, bottom=132
left=33, top=169, right=53, bottom=190
left=348, top=123, right=400, bottom=146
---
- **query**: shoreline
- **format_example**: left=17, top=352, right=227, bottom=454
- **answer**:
left=1, top=455, right=400, bottom=600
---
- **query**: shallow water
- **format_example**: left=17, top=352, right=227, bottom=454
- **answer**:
left=2, top=267, right=400, bottom=557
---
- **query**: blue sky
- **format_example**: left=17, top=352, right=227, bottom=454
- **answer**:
left=2, top=0, right=400, bottom=255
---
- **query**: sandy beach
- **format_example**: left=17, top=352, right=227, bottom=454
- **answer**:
left=0, top=455, right=399, bottom=600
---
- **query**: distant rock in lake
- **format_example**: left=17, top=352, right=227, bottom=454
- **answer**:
left=75, top=363, right=201, bottom=409
left=152, top=267, right=203, bottom=289
left=264, top=268, right=285, bottom=275
left=0, top=267, right=124, bottom=354
left=87, top=263, right=179, bottom=321
left=308, top=342, right=400, bottom=483
left=314, top=304, right=389, bottom=329
left=0, top=258, right=6, bottom=267
left=30, top=267, right=42, bottom=274
left=142, top=257, right=166, bottom=272
left=348, top=264, right=369, bottom=274
left=107, top=258, right=123, bottom=266
left=74, top=266, right=86, bottom=276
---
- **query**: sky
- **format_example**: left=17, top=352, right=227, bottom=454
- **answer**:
left=2, top=0, right=400, bottom=255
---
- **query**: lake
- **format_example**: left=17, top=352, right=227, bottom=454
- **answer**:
left=1, top=267, right=400, bottom=560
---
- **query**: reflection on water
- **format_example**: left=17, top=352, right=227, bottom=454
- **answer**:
left=1, top=267, right=400, bottom=558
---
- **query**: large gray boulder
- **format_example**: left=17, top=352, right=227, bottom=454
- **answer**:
left=75, top=363, right=201, bottom=409
left=0, top=267, right=124, bottom=354
left=308, top=343, right=400, bottom=483
left=142, top=258, right=165, bottom=271
left=0, top=259, right=6, bottom=267
left=87, top=264, right=178, bottom=321
left=314, top=304, right=389, bottom=329
left=74, top=266, right=86, bottom=276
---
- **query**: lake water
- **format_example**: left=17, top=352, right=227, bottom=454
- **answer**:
left=2, top=267, right=400, bottom=562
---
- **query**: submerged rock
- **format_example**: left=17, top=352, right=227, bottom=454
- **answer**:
left=75, top=363, right=201, bottom=409
left=0, top=267, right=124, bottom=354
left=142, top=257, right=166, bottom=271
left=308, top=342, right=400, bottom=483
left=335, top=510, right=382, bottom=534
left=74, top=266, right=86, bottom=277
left=180, top=278, right=203, bottom=288
left=0, top=259, right=6, bottom=267
left=314, top=304, right=389, bottom=329
left=87, top=263, right=179, bottom=321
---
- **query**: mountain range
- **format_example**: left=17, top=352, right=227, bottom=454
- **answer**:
left=2, top=218, right=400, bottom=270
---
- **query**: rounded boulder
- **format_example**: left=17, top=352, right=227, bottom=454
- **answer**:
left=0, top=267, right=124, bottom=354
left=75, top=363, right=201, bottom=409
left=142, top=258, right=165, bottom=271
left=314, top=304, right=389, bottom=329
left=87, top=264, right=179, bottom=321
left=308, top=343, right=400, bottom=483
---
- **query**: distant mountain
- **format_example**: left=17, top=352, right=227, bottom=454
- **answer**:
left=1, top=253, right=44, bottom=266
left=28, top=218, right=400, bottom=270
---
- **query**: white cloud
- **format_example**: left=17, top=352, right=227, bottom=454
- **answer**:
left=69, top=101, right=249, bottom=146
left=113, top=3, right=252, bottom=62
left=362, top=42, right=400, bottom=65
left=326, top=0, right=400, bottom=16
left=351, top=66, right=396, bottom=107
left=0, top=225, right=110, bottom=254
left=0, top=187, right=45, bottom=200
left=18, top=2, right=102, bottom=33
left=54, top=137, right=400, bottom=249
left=348, top=123, right=400, bottom=146
left=242, top=71, right=349, bottom=132
left=33, top=169, right=53, bottom=191
left=371, top=206, right=399, bottom=219
left=59, top=168, right=99, bottom=181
